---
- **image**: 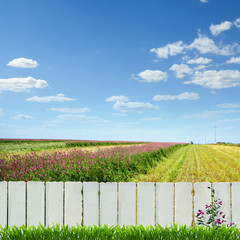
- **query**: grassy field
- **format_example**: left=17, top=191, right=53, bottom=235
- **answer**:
left=134, top=144, right=240, bottom=182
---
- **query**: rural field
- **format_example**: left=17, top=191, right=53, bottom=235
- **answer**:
left=0, top=139, right=240, bottom=183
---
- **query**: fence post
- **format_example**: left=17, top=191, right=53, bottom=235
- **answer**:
left=0, top=182, right=7, bottom=227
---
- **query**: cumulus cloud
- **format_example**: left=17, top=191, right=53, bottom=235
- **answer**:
left=150, top=41, right=185, bottom=58
left=49, top=107, right=91, bottom=113
left=188, top=33, right=237, bottom=56
left=185, top=70, right=240, bottom=89
left=11, top=114, right=34, bottom=120
left=234, top=18, right=240, bottom=28
left=0, top=77, right=48, bottom=92
left=7, top=57, right=39, bottom=68
left=218, top=103, right=240, bottom=109
left=105, top=95, right=129, bottom=102
left=187, top=57, right=212, bottom=65
left=26, top=93, right=75, bottom=103
left=153, top=92, right=199, bottom=101
left=226, top=56, right=240, bottom=64
left=169, top=64, right=192, bottom=78
left=210, top=21, right=233, bottom=36
left=138, top=69, right=167, bottom=82
left=113, top=101, right=158, bottom=113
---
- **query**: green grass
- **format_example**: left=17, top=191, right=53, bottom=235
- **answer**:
left=0, top=224, right=239, bottom=240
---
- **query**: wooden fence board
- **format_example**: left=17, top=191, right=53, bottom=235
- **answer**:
left=46, top=182, right=63, bottom=226
left=118, top=182, right=136, bottom=227
left=8, top=182, right=26, bottom=227
left=27, top=182, right=44, bottom=227
left=175, top=183, right=192, bottom=226
left=194, top=182, right=211, bottom=222
left=100, top=182, right=117, bottom=226
left=231, top=182, right=240, bottom=226
left=137, top=182, right=155, bottom=227
left=83, top=182, right=99, bottom=226
left=65, top=182, right=82, bottom=227
left=156, top=183, right=173, bottom=226
left=0, top=182, right=7, bottom=226
left=212, top=182, right=231, bottom=224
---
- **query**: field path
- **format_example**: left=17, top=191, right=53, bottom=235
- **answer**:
left=133, top=144, right=240, bottom=182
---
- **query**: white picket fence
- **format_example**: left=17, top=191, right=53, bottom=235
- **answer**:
left=0, top=182, right=240, bottom=228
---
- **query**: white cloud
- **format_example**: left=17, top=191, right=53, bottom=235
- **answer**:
left=153, top=92, right=199, bottom=101
left=187, top=57, right=212, bottom=65
left=138, top=69, right=167, bottom=82
left=26, top=93, right=75, bottom=103
left=49, top=107, right=90, bottom=114
left=0, top=108, right=3, bottom=116
left=193, top=65, right=208, bottom=70
left=218, top=103, right=240, bottom=109
left=210, top=21, right=233, bottom=36
left=185, top=70, right=240, bottom=89
left=226, top=56, right=240, bottom=64
left=183, top=110, right=240, bottom=119
left=188, top=33, right=237, bottom=56
left=113, top=101, right=158, bottom=113
left=7, top=57, right=39, bottom=68
left=234, top=18, right=240, bottom=28
left=11, top=114, right=34, bottom=120
left=58, top=114, right=109, bottom=123
left=0, top=77, right=48, bottom=92
left=105, top=95, right=129, bottom=102
left=150, top=41, right=185, bottom=58
left=200, top=0, right=208, bottom=3
left=169, top=64, right=192, bottom=78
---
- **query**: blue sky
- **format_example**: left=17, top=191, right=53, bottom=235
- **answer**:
left=0, top=0, right=240, bottom=143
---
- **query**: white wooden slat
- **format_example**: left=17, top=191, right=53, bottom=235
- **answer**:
left=175, top=183, right=192, bottom=226
left=0, top=182, right=7, bottom=226
left=232, top=182, right=240, bottom=227
left=118, top=182, right=136, bottom=227
left=137, top=182, right=155, bottom=227
left=212, top=182, right=231, bottom=224
left=46, top=182, right=63, bottom=226
left=65, top=182, right=82, bottom=227
left=194, top=182, right=211, bottom=219
left=156, top=183, right=173, bottom=226
left=27, top=182, right=44, bottom=227
left=8, top=181, right=26, bottom=227
left=83, top=182, right=99, bottom=226
left=100, top=182, right=117, bottom=226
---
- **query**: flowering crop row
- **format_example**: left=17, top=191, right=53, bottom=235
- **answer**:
left=0, top=142, right=184, bottom=182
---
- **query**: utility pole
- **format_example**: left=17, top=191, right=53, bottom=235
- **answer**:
left=214, top=126, right=216, bottom=143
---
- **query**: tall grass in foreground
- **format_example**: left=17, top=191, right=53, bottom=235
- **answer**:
left=0, top=143, right=184, bottom=182
left=0, top=224, right=239, bottom=240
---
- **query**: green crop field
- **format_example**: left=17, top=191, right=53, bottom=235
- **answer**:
left=134, top=144, right=240, bottom=183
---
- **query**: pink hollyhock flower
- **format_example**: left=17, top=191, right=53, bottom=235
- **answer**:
left=218, top=201, right=222, bottom=205
left=205, top=205, right=210, bottom=209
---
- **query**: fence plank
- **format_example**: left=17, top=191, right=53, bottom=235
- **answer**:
left=27, top=182, right=44, bottom=227
left=8, top=182, right=26, bottom=227
left=0, top=182, right=7, bottom=226
left=83, top=182, right=99, bottom=226
left=194, top=182, right=211, bottom=222
left=119, top=182, right=136, bottom=227
left=46, top=182, right=63, bottom=226
left=65, top=182, right=82, bottom=227
left=175, top=183, right=192, bottom=226
left=231, top=182, right=240, bottom=226
left=212, top=182, right=231, bottom=224
left=156, top=183, right=173, bottom=226
left=100, top=182, right=117, bottom=226
left=137, top=182, right=155, bottom=227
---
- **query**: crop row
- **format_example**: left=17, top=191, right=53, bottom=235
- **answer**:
left=0, top=143, right=184, bottom=182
